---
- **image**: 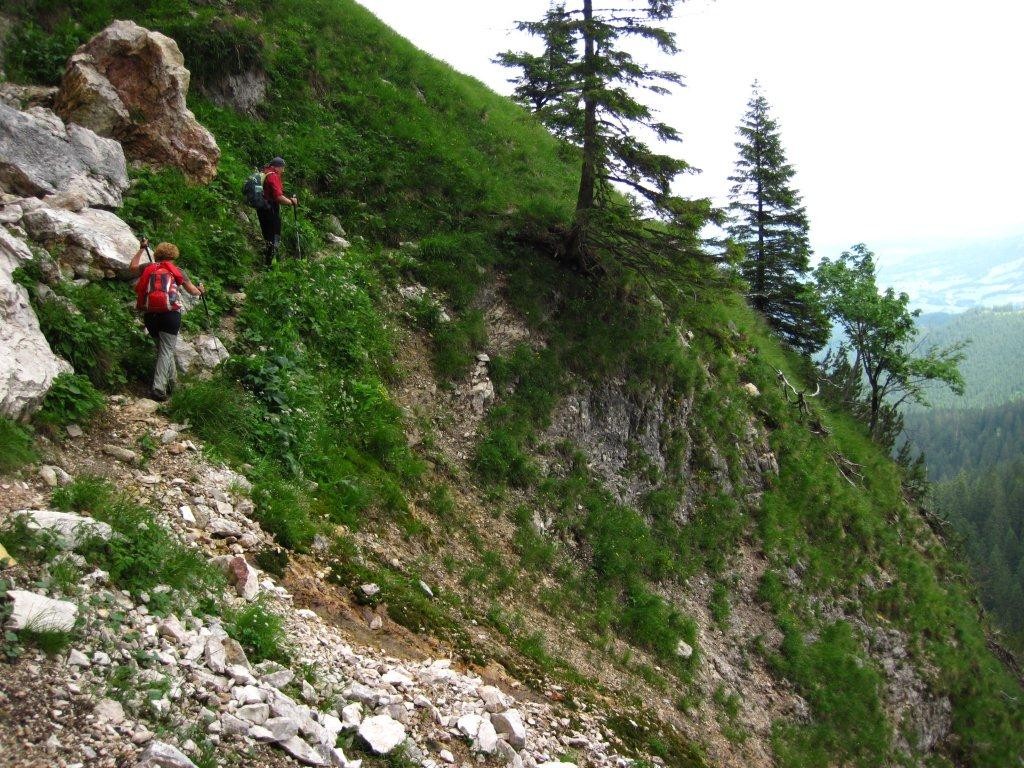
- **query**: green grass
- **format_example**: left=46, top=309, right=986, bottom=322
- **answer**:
left=3, top=1, right=1022, bottom=763
left=53, top=477, right=223, bottom=609
left=0, top=417, right=37, bottom=473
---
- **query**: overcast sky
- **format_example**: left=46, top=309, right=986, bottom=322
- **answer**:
left=357, top=0, right=1024, bottom=260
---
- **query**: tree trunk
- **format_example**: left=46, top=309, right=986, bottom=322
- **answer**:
left=754, top=132, right=766, bottom=312
left=569, top=0, right=598, bottom=270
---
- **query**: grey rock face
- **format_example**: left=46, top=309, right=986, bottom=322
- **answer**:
left=21, top=205, right=139, bottom=277
left=201, top=70, right=268, bottom=114
left=0, top=102, right=128, bottom=208
left=0, top=226, right=71, bottom=419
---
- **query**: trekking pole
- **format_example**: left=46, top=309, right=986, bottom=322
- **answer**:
left=140, top=233, right=154, bottom=263
left=292, top=204, right=302, bottom=260
left=200, top=293, right=212, bottom=331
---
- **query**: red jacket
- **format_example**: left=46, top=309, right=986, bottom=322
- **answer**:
left=262, top=168, right=284, bottom=207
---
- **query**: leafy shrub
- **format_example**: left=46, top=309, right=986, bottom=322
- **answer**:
left=0, top=515, right=62, bottom=566
left=35, top=373, right=105, bottom=429
left=473, top=426, right=537, bottom=487
left=617, top=585, right=692, bottom=661
left=162, top=18, right=265, bottom=85
left=224, top=600, right=290, bottom=664
left=28, top=281, right=150, bottom=391
left=770, top=621, right=889, bottom=767
left=413, top=232, right=495, bottom=310
left=0, top=417, right=37, bottom=473
left=4, top=19, right=85, bottom=85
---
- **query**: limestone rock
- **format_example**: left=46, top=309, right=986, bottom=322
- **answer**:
left=5, top=590, right=78, bottom=631
left=477, top=685, right=511, bottom=713
left=21, top=204, right=139, bottom=276
left=56, top=20, right=220, bottom=183
left=201, top=70, right=267, bottom=114
left=741, top=382, right=760, bottom=397
left=13, top=509, right=112, bottom=548
left=279, top=735, right=329, bottom=766
left=135, top=741, right=199, bottom=768
left=0, top=102, right=128, bottom=208
left=491, top=709, right=527, bottom=749
left=0, top=227, right=71, bottom=419
left=175, top=334, right=229, bottom=374
left=358, top=714, right=406, bottom=755
left=94, top=698, right=125, bottom=724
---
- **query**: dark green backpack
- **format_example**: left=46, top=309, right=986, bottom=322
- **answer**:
left=242, top=169, right=268, bottom=209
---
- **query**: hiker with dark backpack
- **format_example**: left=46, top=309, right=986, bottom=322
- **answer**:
left=129, top=239, right=205, bottom=401
left=246, top=156, right=297, bottom=265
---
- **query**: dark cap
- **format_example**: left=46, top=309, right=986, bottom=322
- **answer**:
left=269, top=157, right=286, bottom=167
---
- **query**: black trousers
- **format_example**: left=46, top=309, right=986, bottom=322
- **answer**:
left=256, top=204, right=282, bottom=263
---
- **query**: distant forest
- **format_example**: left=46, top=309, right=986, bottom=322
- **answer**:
left=909, top=307, right=1024, bottom=410
left=906, top=306, right=1024, bottom=649
left=904, top=399, right=1024, bottom=482
left=932, top=457, right=1024, bottom=649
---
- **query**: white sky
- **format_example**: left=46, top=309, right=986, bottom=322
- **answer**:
left=356, top=0, right=1024, bottom=258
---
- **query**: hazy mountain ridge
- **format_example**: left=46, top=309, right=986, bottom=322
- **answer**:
left=874, top=233, right=1024, bottom=314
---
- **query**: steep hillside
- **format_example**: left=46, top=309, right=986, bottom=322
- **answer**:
left=2, top=2, right=1023, bottom=768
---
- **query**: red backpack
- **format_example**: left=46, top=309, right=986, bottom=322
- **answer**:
left=135, top=263, right=180, bottom=312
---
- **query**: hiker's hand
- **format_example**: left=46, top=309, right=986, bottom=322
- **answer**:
left=139, top=237, right=149, bottom=249
left=291, top=196, right=298, bottom=206
left=198, top=283, right=206, bottom=295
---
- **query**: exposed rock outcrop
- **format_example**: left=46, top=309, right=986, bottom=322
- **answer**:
left=0, top=102, right=128, bottom=208
left=56, top=20, right=220, bottom=183
left=202, top=70, right=267, bottom=115
left=21, top=203, right=139, bottom=278
left=0, top=226, right=71, bottom=419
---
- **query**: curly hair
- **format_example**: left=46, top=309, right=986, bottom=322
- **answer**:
left=153, top=242, right=179, bottom=261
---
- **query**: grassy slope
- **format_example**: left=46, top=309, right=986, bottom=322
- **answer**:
left=3, top=1, right=1023, bottom=766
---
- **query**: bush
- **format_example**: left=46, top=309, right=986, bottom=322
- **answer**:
left=0, top=417, right=37, bottom=473
left=35, top=374, right=105, bottom=429
left=4, top=19, right=85, bottom=85
left=224, top=600, right=290, bottom=664
left=27, top=280, right=150, bottom=391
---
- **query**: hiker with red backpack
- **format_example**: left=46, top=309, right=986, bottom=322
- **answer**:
left=249, top=156, right=298, bottom=265
left=129, top=239, right=205, bottom=402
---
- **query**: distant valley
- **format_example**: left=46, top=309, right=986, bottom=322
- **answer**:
left=873, top=232, right=1024, bottom=314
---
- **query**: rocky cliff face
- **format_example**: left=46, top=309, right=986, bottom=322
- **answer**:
left=55, top=20, right=220, bottom=183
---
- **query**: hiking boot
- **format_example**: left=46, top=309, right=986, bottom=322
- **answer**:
left=151, top=389, right=169, bottom=402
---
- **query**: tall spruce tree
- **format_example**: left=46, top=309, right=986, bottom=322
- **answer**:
left=728, top=83, right=827, bottom=354
left=498, top=1, right=706, bottom=273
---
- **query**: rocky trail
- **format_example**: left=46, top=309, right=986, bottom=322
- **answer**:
left=0, top=394, right=638, bottom=768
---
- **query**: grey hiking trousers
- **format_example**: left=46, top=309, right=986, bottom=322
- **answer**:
left=144, top=311, right=181, bottom=397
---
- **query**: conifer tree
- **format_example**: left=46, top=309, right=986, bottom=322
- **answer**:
left=728, top=83, right=827, bottom=354
left=498, top=1, right=705, bottom=273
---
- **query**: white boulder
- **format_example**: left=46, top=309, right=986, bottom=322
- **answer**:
left=21, top=204, right=139, bottom=277
left=13, top=509, right=112, bottom=548
left=135, top=741, right=199, bottom=768
left=0, top=226, right=71, bottom=419
left=358, top=714, right=406, bottom=754
left=175, top=334, right=229, bottom=374
left=5, top=590, right=78, bottom=631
